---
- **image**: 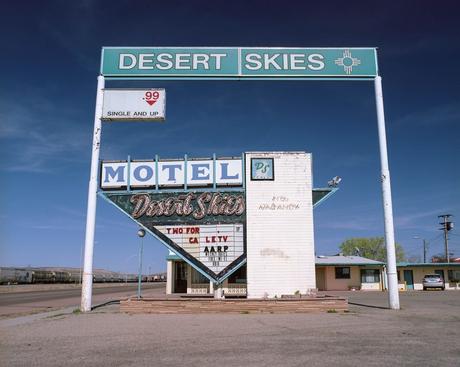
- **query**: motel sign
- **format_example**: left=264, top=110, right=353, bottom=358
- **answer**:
left=101, top=47, right=378, bottom=78
left=101, top=158, right=243, bottom=188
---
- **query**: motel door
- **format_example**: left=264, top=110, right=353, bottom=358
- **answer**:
left=316, top=268, right=326, bottom=291
left=174, top=262, right=188, bottom=293
left=403, top=270, right=414, bottom=290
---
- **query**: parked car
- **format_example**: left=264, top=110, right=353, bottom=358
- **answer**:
left=422, top=274, right=445, bottom=290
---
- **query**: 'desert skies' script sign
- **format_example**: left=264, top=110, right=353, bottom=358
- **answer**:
left=101, top=47, right=378, bottom=78
left=127, top=192, right=245, bottom=223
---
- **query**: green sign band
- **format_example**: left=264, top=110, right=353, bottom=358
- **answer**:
left=101, top=47, right=378, bottom=78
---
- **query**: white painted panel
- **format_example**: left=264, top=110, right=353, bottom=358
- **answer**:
left=158, top=161, right=185, bottom=186
left=102, top=89, right=166, bottom=121
left=130, top=162, right=156, bottom=187
left=245, top=152, right=316, bottom=298
left=216, top=159, right=243, bottom=185
left=100, top=162, right=127, bottom=188
left=186, top=160, right=213, bottom=186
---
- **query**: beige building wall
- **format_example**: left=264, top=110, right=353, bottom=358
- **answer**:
left=317, top=266, right=382, bottom=291
left=324, top=266, right=360, bottom=291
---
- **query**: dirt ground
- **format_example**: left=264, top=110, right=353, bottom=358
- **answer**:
left=1, top=290, right=459, bottom=367
left=0, top=283, right=164, bottom=319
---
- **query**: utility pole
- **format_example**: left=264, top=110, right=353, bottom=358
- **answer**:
left=438, top=214, right=454, bottom=263
left=423, top=239, right=427, bottom=264
left=413, top=236, right=428, bottom=263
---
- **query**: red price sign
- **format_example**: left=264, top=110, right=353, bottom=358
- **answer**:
left=143, top=90, right=160, bottom=106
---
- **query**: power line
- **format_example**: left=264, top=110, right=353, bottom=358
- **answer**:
left=426, top=233, right=444, bottom=243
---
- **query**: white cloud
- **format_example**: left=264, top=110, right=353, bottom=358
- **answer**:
left=394, top=208, right=445, bottom=230
left=0, top=92, right=91, bottom=172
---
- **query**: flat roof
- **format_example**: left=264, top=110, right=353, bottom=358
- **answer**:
left=166, top=255, right=460, bottom=267
left=397, top=262, right=460, bottom=267
left=315, top=255, right=384, bottom=266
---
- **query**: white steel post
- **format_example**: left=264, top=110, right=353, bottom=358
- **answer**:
left=81, top=75, right=105, bottom=312
left=374, top=75, right=400, bottom=310
left=137, top=237, right=144, bottom=299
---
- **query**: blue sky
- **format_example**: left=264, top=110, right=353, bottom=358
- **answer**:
left=1, top=1, right=459, bottom=273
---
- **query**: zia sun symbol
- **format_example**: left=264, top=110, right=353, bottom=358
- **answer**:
left=335, top=49, right=361, bottom=75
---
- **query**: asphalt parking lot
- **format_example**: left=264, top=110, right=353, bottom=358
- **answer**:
left=1, top=291, right=459, bottom=367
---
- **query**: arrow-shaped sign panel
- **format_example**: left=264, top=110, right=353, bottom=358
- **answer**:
left=101, top=191, right=246, bottom=283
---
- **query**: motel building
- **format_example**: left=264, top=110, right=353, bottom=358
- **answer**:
left=166, top=254, right=385, bottom=295
left=395, top=262, right=460, bottom=291
left=100, top=151, right=460, bottom=298
left=165, top=255, right=460, bottom=295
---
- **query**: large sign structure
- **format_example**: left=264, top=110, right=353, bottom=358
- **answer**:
left=98, top=154, right=337, bottom=286
left=81, top=46, right=400, bottom=312
left=100, top=156, right=247, bottom=283
left=101, top=47, right=377, bottom=78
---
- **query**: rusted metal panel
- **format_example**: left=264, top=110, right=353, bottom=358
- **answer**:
left=102, top=191, right=247, bottom=283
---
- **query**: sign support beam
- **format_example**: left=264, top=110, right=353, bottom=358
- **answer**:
left=81, top=75, right=105, bottom=312
left=374, top=75, right=400, bottom=310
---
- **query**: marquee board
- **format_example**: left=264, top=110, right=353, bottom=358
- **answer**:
left=156, top=224, right=244, bottom=274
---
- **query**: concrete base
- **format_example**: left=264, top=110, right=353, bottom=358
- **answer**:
left=120, top=295, right=348, bottom=314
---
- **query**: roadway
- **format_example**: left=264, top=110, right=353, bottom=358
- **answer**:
left=0, top=283, right=165, bottom=318
left=2, top=291, right=460, bottom=367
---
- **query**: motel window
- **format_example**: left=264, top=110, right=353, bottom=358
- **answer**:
left=361, top=269, right=380, bottom=283
left=335, top=267, right=350, bottom=279
left=228, top=265, right=247, bottom=284
left=448, top=270, right=460, bottom=282
left=191, top=268, right=208, bottom=284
